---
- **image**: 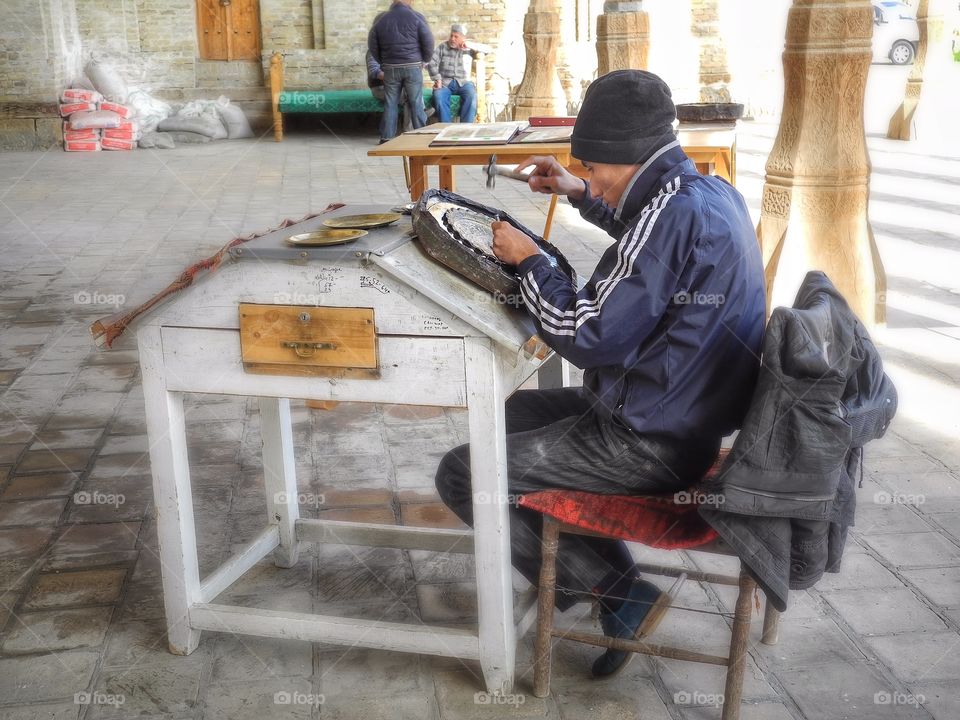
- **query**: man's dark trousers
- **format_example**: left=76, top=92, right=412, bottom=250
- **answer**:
left=435, top=388, right=717, bottom=610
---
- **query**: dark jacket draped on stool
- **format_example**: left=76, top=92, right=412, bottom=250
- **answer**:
left=699, top=271, right=898, bottom=611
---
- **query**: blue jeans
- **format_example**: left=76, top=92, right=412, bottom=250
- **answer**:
left=382, top=65, right=426, bottom=141
left=433, top=79, right=477, bottom=123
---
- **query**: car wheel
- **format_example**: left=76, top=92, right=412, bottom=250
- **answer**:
left=890, top=40, right=915, bottom=65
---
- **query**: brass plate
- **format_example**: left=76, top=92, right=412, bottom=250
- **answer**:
left=323, top=213, right=403, bottom=229
left=285, top=229, right=368, bottom=246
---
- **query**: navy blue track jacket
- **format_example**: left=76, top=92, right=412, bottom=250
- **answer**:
left=517, top=141, right=766, bottom=444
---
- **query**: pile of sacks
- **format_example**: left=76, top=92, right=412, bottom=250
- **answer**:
left=60, top=88, right=139, bottom=152
left=64, top=57, right=255, bottom=151
left=145, top=97, right=254, bottom=148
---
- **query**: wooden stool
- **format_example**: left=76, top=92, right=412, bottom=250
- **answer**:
left=520, top=462, right=781, bottom=720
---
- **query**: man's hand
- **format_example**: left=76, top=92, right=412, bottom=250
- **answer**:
left=492, top=221, right=540, bottom=266
left=514, top=156, right=585, bottom=201
left=377, top=71, right=384, bottom=81
left=433, top=79, right=442, bottom=89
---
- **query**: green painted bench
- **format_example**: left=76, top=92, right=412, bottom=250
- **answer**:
left=278, top=89, right=459, bottom=115
left=270, top=51, right=474, bottom=141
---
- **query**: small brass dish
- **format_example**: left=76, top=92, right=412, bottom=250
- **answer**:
left=323, top=213, right=403, bottom=229
left=285, top=229, right=368, bottom=246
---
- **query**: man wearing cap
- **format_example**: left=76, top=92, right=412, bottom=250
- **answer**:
left=435, top=70, right=766, bottom=677
left=426, top=24, right=480, bottom=123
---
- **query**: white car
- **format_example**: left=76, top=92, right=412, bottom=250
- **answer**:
left=872, top=1, right=920, bottom=64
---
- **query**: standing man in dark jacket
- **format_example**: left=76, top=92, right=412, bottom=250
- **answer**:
left=367, top=0, right=434, bottom=142
left=435, top=70, right=766, bottom=678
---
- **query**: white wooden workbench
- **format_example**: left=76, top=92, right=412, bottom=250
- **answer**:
left=135, top=205, right=552, bottom=695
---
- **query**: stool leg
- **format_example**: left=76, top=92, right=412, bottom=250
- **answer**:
left=542, top=194, right=558, bottom=241
left=722, top=565, right=756, bottom=720
left=761, top=601, right=781, bottom=646
left=533, top=516, right=560, bottom=698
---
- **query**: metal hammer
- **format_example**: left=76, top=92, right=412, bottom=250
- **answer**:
left=484, top=154, right=530, bottom=189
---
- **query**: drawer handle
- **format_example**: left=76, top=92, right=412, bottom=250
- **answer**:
left=281, top=341, right=337, bottom=358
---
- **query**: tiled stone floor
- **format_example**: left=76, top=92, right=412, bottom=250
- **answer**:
left=1, top=85, right=959, bottom=718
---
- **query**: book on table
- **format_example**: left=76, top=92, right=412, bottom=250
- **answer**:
left=528, top=116, right=577, bottom=127
left=514, top=126, right=574, bottom=143
left=429, top=122, right=528, bottom=146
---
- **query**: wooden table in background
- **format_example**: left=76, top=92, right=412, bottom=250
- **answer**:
left=368, top=124, right=737, bottom=201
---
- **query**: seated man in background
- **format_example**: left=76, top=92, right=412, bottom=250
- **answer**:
left=427, top=24, right=482, bottom=124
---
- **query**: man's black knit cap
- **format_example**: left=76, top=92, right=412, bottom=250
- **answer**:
left=571, top=70, right=677, bottom=165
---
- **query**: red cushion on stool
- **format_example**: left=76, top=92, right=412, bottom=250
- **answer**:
left=516, top=453, right=725, bottom=550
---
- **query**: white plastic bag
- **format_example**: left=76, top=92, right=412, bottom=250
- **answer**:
left=158, top=115, right=227, bottom=139
left=138, top=132, right=176, bottom=149
left=158, top=99, right=228, bottom=139
left=126, top=90, right=172, bottom=134
left=84, top=58, right=129, bottom=103
left=67, top=110, right=122, bottom=130
left=215, top=96, right=254, bottom=139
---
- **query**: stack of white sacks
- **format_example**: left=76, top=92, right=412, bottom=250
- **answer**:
left=60, top=89, right=139, bottom=152
left=62, top=58, right=255, bottom=152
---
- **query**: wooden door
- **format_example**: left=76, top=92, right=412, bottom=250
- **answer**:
left=197, top=0, right=261, bottom=61
left=228, top=0, right=261, bottom=60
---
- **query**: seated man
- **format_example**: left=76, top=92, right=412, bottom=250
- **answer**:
left=435, top=71, right=766, bottom=677
left=427, top=23, right=480, bottom=123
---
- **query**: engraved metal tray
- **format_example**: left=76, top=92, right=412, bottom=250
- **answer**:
left=411, top=189, right=576, bottom=298
left=323, top=213, right=403, bottom=229
left=285, top=228, right=368, bottom=246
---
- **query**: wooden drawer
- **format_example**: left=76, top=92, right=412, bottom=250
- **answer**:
left=239, top=304, right=378, bottom=377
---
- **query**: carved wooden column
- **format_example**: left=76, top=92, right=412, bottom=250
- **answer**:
left=596, top=1, right=650, bottom=75
left=513, top=0, right=566, bottom=120
left=692, top=0, right=731, bottom=102
left=887, top=0, right=947, bottom=140
left=475, top=52, right=488, bottom=123
left=756, top=0, right=884, bottom=326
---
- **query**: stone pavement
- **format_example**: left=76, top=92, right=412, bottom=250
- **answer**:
left=0, top=114, right=958, bottom=720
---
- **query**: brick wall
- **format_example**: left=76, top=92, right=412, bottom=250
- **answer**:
left=266, top=0, right=527, bottom=115
left=0, top=0, right=83, bottom=100
left=75, top=0, right=198, bottom=91
left=0, top=0, right=82, bottom=149
left=0, top=0, right=794, bottom=149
